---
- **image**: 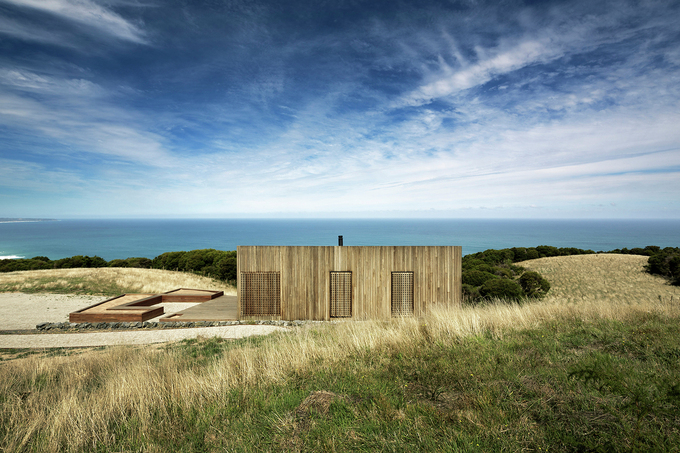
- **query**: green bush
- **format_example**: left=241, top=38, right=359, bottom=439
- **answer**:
left=519, top=271, right=551, bottom=298
left=479, top=278, right=524, bottom=301
left=152, top=251, right=186, bottom=271
left=108, top=257, right=153, bottom=268
left=31, top=256, right=51, bottom=262
left=0, top=258, right=52, bottom=272
left=462, top=270, right=498, bottom=287
left=646, top=247, right=680, bottom=286
left=468, top=263, right=495, bottom=274
left=526, top=248, right=540, bottom=260
left=152, top=249, right=237, bottom=281
left=491, top=266, right=513, bottom=278
left=216, top=256, right=237, bottom=281
left=462, top=283, right=480, bottom=302
left=53, top=255, right=107, bottom=269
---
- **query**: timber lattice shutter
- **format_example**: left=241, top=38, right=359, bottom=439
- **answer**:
left=330, top=271, right=352, bottom=318
left=241, top=271, right=281, bottom=317
left=391, top=271, right=414, bottom=316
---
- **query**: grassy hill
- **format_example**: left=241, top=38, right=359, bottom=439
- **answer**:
left=1, top=254, right=679, bottom=452
left=0, top=267, right=235, bottom=296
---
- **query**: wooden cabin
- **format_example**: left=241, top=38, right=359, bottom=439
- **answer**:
left=237, top=245, right=462, bottom=320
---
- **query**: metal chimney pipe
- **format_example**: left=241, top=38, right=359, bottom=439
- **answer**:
left=338, top=235, right=343, bottom=246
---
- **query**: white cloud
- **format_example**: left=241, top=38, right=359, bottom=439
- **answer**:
left=0, top=77, right=174, bottom=167
left=0, top=0, right=146, bottom=43
left=401, top=39, right=560, bottom=106
left=0, top=69, right=105, bottom=97
left=0, top=15, right=76, bottom=46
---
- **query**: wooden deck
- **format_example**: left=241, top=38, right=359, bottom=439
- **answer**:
left=158, top=295, right=238, bottom=322
left=69, top=289, right=233, bottom=323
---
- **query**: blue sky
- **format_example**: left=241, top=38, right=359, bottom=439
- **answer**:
left=0, top=0, right=679, bottom=219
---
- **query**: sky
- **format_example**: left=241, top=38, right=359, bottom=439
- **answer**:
left=0, top=0, right=679, bottom=219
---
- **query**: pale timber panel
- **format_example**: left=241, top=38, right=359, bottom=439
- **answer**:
left=236, top=245, right=461, bottom=321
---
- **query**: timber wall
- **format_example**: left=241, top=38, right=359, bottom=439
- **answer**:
left=237, top=246, right=462, bottom=321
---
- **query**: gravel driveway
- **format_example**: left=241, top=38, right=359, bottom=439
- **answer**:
left=0, top=293, right=286, bottom=348
left=0, top=325, right=285, bottom=348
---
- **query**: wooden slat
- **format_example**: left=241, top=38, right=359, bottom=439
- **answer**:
left=236, top=246, right=461, bottom=321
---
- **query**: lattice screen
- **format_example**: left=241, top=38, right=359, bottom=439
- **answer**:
left=391, top=271, right=414, bottom=316
left=330, top=271, right=352, bottom=318
left=240, top=271, right=281, bottom=317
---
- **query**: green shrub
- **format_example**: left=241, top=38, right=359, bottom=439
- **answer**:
left=53, top=255, right=107, bottom=269
left=479, top=278, right=523, bottom=301
left=526, top=248, right=540, bottom=260
left=151, top=249, right=237, bottom=281
left=462, top=270, right=498, bottom=287
left=469, top=263, right=495, bottom=274
left=646, top=247, right=680, bottom=286
left=0, top=258, right=52, bottom=272
left=152, top=251, right=186, bottom=271
left=462, top=283, right=480, bottom=303
left=108, top=257, right=152, bottom=268
left=519, top=271, right=551, bottom=298
left=216, top=256, right=237, bottom=281
left=536, top=245, right=560, bottom=258
left=491, top=266, right=513, bottom=278
left=30, top=256, right=51, bottom=262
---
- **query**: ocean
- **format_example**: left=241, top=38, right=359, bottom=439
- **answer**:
left=1, top=218, right=679, bottom=261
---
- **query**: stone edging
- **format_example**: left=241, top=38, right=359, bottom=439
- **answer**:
left=35, top=320, right=319, bottom=331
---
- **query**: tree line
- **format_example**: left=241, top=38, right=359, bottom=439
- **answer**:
left=1, top=245, right=677, bottom=289
left=0, top=249, right=237, bottom=282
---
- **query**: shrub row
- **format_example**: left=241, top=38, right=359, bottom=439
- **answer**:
left=152, top=249, right=237, bottom=282
left=0, top=255, right=109, bottom=272
left=0, top=249, right=237, bottom=283
left=2, top=244, right=676, bottom=289
left=646, top=247, right=680, bottom=286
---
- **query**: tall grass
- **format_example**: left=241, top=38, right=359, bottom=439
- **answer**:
left=0, top=267, right=235, bottom=296
left=522, top=253, right=679, bottom=304
left=1, top=254, right=679, bottom=451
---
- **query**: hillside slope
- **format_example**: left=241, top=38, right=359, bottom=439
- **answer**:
left=522, top=253, right=679, bottom=304
left=0, top=267, right=235, bottom=296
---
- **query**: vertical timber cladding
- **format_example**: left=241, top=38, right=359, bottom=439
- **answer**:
left=236, top=246, right=462, bottom=321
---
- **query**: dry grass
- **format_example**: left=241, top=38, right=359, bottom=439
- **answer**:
left=1, top=254, right=679, bottom=452
left=0, top=267, right=235, bottom=296
left=522, top=253, right=680, bottom=304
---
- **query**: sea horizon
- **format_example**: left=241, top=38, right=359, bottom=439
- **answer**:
left=1, top=218, right=679, bottom=261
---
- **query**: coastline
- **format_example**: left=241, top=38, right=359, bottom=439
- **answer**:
left=1, top=218, right=678, bottom=261
left=0, top=219, right=57, bottom=224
